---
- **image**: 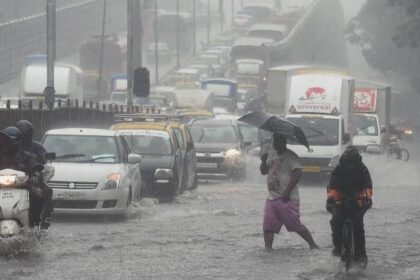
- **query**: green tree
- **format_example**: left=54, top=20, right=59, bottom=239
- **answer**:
left=347, top=0, right=420, bottom=90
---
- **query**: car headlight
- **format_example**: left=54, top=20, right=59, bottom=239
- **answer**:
left=404, top=129, right=413, bottom=135
left=154, top=169, right=174, bottom=180
left=0, top=175, right=17, bottom=187
left=224, top=149, right=241, bottom=160
left=328, top=155, right=339, bottom=168
left=102, top=173, right=121, bottom=191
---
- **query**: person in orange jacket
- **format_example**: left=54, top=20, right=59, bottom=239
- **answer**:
left=327, top=146, right=372, bottom=265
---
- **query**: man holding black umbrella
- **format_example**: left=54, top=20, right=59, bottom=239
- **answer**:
left=260, top=133, right=318, bottom=250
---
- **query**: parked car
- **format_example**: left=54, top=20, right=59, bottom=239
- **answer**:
left=147, top=42, right=171, bottom=63
left=111, top=119, right=186, bottom=200
left=42, top=128, right=142, bottom=215
left=189, top=119, right=250, bottom=181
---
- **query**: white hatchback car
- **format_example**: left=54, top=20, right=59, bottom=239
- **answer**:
left=42, top=128, right=142, bottom=215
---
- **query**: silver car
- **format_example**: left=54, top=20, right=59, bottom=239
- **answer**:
left=42, top=128, right=142, bottom=215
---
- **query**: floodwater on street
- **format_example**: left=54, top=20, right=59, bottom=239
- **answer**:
left=1, top=157, right=420, bottom=280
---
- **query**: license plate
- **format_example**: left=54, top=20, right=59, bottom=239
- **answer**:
left=56, top=191, right=87, bottom=200
left=302, top=166, right=321, bottom=173
left=197, top=162, right=218, bottom=168
left=1, top=192, right=14, bottom=199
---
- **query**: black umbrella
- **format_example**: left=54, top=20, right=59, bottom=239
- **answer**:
left=239, top=111, right=310, bottom=149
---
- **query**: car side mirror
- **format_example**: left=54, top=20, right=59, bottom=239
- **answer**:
left=380, top=125, right=386, bottom=133
left=45, top=152, right=56, bottom=161
left=128, top=154, right=142, bottom=164
left=343, top=133, right=351, bottom=144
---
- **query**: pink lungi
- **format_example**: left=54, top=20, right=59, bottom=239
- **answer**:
left=263, top=199, right=306, bottom=233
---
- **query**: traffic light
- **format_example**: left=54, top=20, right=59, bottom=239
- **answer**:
left=133, top=67, right=150, bottom=97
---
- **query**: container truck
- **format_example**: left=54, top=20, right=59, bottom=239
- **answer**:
left=20, top=62, right=84, bottom=106
left=266, top=66, right=354, bottom=178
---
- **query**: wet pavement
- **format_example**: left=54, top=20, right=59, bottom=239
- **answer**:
left=1, top=157, right=420, bottom=280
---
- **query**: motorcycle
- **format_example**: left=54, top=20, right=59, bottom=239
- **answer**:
left=387, top=135, right=410, bottom=161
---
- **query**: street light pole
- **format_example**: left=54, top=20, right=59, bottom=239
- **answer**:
left=207, top=0, right=210, bottom=47
left=44, top=0, right=56, bottom=107
left=176, top=0, right=180, bottom=68
left=154, top=0, right=159, bottom=85
left=97, top=0, right=107, bottom=97
left=192, top=0, right=196, bottom=57
left=127, top=0, right=133, bottom=108
left=219, top=0, right=223, bottom=34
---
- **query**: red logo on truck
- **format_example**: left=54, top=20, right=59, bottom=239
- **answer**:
left=299, top=87, right=326, bottom=101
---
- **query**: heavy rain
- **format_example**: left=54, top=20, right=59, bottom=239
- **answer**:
left=0, top=0, right=419, bottom=279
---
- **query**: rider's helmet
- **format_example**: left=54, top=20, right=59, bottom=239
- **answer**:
left=3, top=126, right=22, bottom=154
left=339, top=146, right=362, bottom=170
left=15, top=120, right=34, bottom=144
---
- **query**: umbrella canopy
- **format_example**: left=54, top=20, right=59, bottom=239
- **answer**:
left=239, top=111, right=310, bottom=149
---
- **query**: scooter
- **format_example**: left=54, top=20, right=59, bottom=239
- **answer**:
left=0, top=168, right=31, bottom=239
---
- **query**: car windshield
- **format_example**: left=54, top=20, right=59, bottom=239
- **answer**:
left=43, top=135, right=119, bottom=163
left=238, top=123, right=259, bottom=143
left=236, top=63, right=260, bottom=75
left=121, top=131, right=172, bottom=155
left=287, top=117, right=339, bottom=146
left=190, top=125, right=238, bottom=144
left=354, top=115, right=379, bottom=136
left=204, top=84, right=232, bottom=97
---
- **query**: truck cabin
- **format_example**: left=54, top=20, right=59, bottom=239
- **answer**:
left=175, top=68, right=200, bottom=89
left=234, top=59, right=265, bottom=90
left=241, top=1, right=275, bottom=21
left=201, top=79, right=238, bottom=113
left=230, top=37, right=274, bottom=66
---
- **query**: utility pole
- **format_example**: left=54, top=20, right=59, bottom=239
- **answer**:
left=219, top=0, right=224, bottom=33
left=384, top=86, right=392, bottom=151
left=154, top=0, right=159, bottom=85
left=127, top=0, right=133, bottom=109
left=231, top=0, right=234, bottom=29
left=44, top=0, right=56, bottom=107
left=192, top=0, right=196, bottom=56
left=207, top=0, right=210, bottom=47
left=97, top=0, right=107, bottom=97
left=176, top=0, right=180, bottom=68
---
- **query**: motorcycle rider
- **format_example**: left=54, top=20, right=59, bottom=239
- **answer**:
left=15, top=120, right=46, bottom=164
left=326, top=146, right=372, bottom=266
left=0, top=126, right=47, bottom=228
left=15, top=120, right=53, bottom=228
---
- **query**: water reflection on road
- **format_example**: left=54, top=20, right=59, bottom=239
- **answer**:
left=1, top=159, right=420, bottom=280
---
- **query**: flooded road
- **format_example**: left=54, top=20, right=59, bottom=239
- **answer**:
left=1, top=158, right=420, bottom=280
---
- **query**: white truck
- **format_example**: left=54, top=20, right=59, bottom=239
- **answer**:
left=20, top=63, right=84, bottom=106
left=353, top=81, right=391, bottom=152
left=266, top=65, right=354, bottom=178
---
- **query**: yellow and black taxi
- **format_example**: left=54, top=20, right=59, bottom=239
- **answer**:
left=175, top=109, right=213, bottom=124
left=111, top=116, right=186, bottom=200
